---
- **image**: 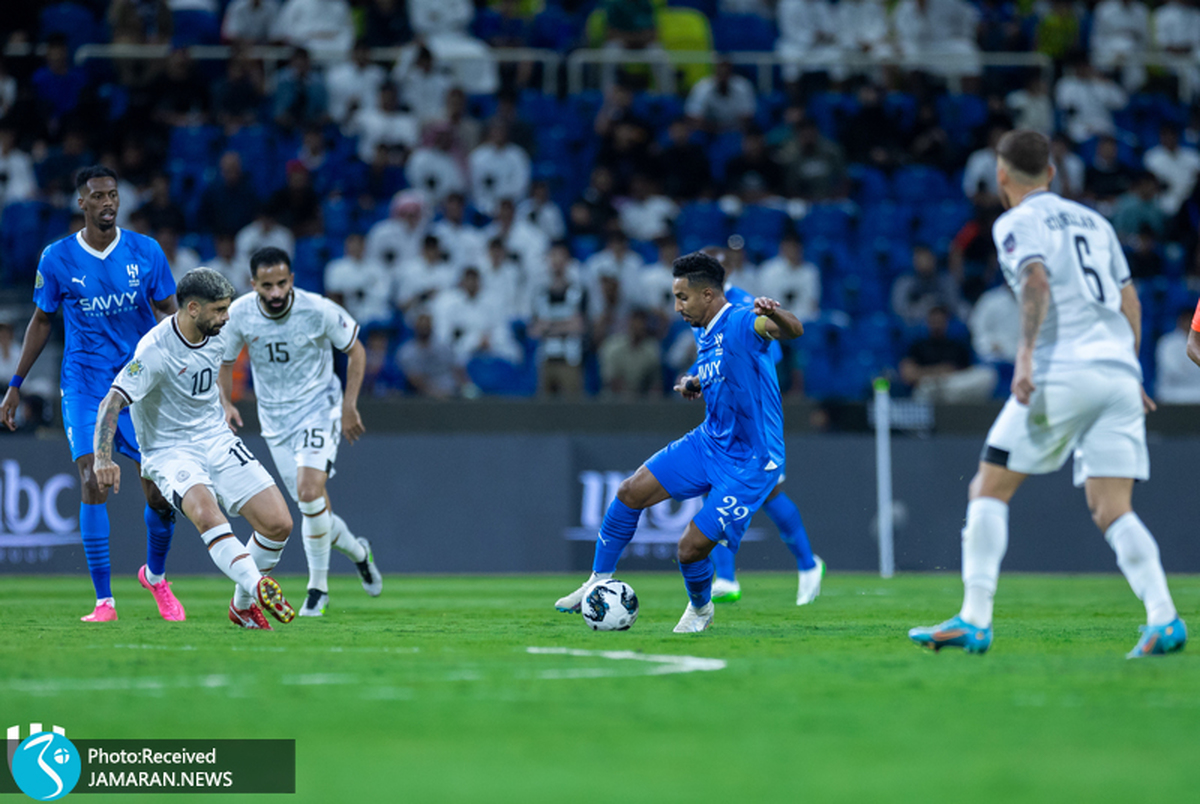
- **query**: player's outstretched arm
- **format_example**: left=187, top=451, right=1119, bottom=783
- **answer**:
left=93, top=389, right=129, bottom=493
left=1119, top=284, right=1157, bottom=413
left=342, top=339, right=367, bottom=443
left=752, top=297, right=805, bottom=341
left=0, top=308, right=54, bottom=431
left=217, top=362, right=243, bottom=432
left=674, top=374, right=703, bottom=400
left=1013, top=262, right=1050, bottom=405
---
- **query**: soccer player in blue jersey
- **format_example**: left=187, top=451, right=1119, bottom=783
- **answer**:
left=555, top=252, right=804, bottom=632
left=0, top=166, right=182, bottom=623
left=708, top=283, right=824, bottom=606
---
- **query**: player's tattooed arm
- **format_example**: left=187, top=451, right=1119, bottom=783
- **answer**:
left=752, top=297, right=805, bottom=341
left=1012, top=262, right=1050, bottom=404
left=341, top=339, right=367, bottom=443
left=93, top=389, right=130, bottom=493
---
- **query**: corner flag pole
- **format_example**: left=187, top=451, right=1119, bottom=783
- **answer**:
left=873, top=377, right=895, bottom=579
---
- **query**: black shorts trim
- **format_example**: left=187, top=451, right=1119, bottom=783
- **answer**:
left=981, top=444, right=1010, bottom=468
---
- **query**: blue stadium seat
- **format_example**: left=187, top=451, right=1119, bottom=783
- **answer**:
left=892, top=165, right=952, bottom=203
left=226, top=125, right=281, bottom=195
left=706, top=130, right=743, bottom=185
left=168, top=125, right=223, bottom=165
left=292, top=236, right=341, bottom=294
left=39, top=3, right=103, bottom=52
left=570, top=234, right=603, bottom=261
left=807, top=92, right=853, bottom=140
left=857, top=201, right=915, bottom=241
left=915, top=199, right=972, bottom=247
left=734, top=204, right=789, bottom=262
left=798, top=202, right=853, bottom=242
left=847, top=164, right=890, bottom=205
left=171, top=10, right=221, bottom=46
left=467, top=355, right=535, bottom=396
left=675, top=201, right=729, bottom=253
left=711, top=13, right=777, bottom=52
left=825, top=273, right=887, bottom=317
left=322, top=196, right=354, bottom=241
left=936, top=94, right=988, bottom=150
left=0, top=202, right=70, bottom=283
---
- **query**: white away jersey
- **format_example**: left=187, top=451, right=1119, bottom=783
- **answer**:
left=113, top=316, right=231, bottom=456
left=992, top=191, right=1140, bottom=381
left=222, top=289, right=359, bottom=439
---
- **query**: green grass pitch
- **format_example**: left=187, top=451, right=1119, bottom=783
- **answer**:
left=2, top=572, right=1196, bottom=803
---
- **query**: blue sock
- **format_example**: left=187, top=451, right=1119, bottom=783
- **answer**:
left=79, top=503, right=112, bottom=600
left=144, top=505, right=175, bottom=576
left=592, top=499, right=642, bottom=574
left=765, top=493, right=816, bottom=570
left=680, top=558, right=714, bottom=608
left=710, top=543, right=736, bottom=581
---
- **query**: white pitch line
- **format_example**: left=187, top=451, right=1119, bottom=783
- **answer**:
left=525, top=647, right=726, bottom=677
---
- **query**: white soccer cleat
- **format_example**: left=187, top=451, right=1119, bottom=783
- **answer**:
left=355, top=538, right=383, bottom=597
left=797, top=557, right=825, bottom=606
left=711, top=577, right=742, bottom=603
left=673, top=602, right=715, bottom=633
left=555, top=573, right=609, bottom=613
left=299, top=589, right=328, bottom=617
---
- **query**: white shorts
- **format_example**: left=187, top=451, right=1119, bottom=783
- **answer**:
left=983, top=366, right=1149, bottom=487
left=264, top=406, right=341, bottom=502
left=142, top=430, right=276, bottom=517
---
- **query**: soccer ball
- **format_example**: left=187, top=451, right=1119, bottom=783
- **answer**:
left=581, top=579, right=639, bottom=631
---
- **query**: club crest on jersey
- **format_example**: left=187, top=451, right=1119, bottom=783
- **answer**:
left=126, top=263, right=140, bottom=287
left=1003, top=233, right=1016, bottom=254
left=35, top=270, right=44, bottom=289
left=125, top=360, right=145, bottom=378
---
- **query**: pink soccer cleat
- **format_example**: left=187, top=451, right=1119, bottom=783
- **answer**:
left=229, top=600, right=273, bottom=630
left=81, top=601, right=118, bottom=622
left=138, top=565, right=186, bottom=621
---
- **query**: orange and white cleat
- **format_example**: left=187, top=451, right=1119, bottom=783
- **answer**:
left=81, top=600, right=118, bottom=622
left=255, top=576, right=295, bottom=624
left=229, top=599, right=273, bottom=630
left=138, top=565, right=186, bottom=621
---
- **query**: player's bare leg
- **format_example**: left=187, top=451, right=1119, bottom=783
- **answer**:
left=555, top=465, right=671, bottom=612
left=76, top=454, right=118, bottom=622
left=909, top=462, right=1026, bottom=653
left=1085, top=477, right=1186, bottom=657
left=673, top=522, right=717, bottom=633
left=231, top=485, right=295, bottom=624
left=180, top=485, right=292, bottom=629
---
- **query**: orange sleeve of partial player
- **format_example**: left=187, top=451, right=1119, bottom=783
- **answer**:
left=1192, top=297, right=1200, bottom=332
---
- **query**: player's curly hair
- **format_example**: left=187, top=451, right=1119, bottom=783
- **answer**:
left=672, top=251, right=725, bottom=289
left=177, top=268, right=235, bottom=306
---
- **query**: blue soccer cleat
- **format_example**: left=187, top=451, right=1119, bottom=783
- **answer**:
left=1126, top=617, right=1187, bottom=659
left=908, top=615, right=993, bottom=654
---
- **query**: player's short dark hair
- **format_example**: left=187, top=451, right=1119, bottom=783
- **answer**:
left=177, top=268, right=235, bottom=305
left=672, top=251, right=725, bottom=290
left=75, top=166, right=118, bottom=192
left=997, top=130, right=1050, bottom=179
left=249, top=247, right=291, bottom=277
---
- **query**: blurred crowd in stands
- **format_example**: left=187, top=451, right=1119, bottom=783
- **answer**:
left=5, top=0, right=1200, bottom=415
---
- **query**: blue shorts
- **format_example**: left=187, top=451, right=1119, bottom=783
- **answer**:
left=62, top=390, right=142, bottom=463
left=645, top=430, right=783, bottom=552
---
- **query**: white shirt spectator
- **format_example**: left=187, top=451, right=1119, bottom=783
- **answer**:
left=968, top=284, right=1019, bottom=362
left=619, top=195, right=679, bottom=242
left=366, top=217, right=427, bottom=270
left=349, top=105, right=420, bottom=163
left=324, top=253, right=394, bottom=326
left=1050, top=146, right=1087, bottom=199
left=892, top=0, right=981, bottom=77
left=758, top=252, right=821, bottom=321
left=487, top=218, right=550, bottom=283
left=430, top=284, right=523, bottom=364
left=585, top=247, right=644, bottom=294
left=835, top=0, right=892, bottom=55
left=776, top=0, right=838, bottom=82
left=0, top=141, right=37, bottom=208
left=325, top=58, right=386, bottom=125
left=481, top=254, right=527, bottom=321
left=1006, top=87, right=1054, bottom=135
left=468, top=141, right=531, bottom=216
left=1143, top=139, right=1200, bottom=215
left=166, top=244, right=201, bottom=282
left=395, top=254, right=456, bottom=308
left=169, top=0, right=218, bottom=11
left=962, top=146, right=999, bottom=198
left=1055, top=70, right=1128, bottom=144
left=409, top=0, right=473, bottom=36
left=221, top=0, right=280, bottom=41
left=1155, top=324, right=1200, bottom=403
left=393, top=55, right=455, bottom=124
left=431, top=218, right=487, bottom=272
left=685, top=74, right=757, bottom=131
left=206, top=254, right=253, bottom=296
left=1091, top=0, right=1149, bottom=81
left=407, top=146, right=467, bottom=203
left=637, top=259, right=677, bottom=319
left=516, top=197, right=566, bottom=241
left=235, top=219, right=295, bottom=269
left=271, top=0, right=355, bottom=58
left=407, top=0, right=498, bottom=94
left=1154, top=1, right=1200, bottom=58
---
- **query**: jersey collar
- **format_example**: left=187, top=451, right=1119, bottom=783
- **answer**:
left=171, top=314, right=209, bottom=350
left=75, top=227, right=122, bottom=260
left=256, top=290, right=295, bottom=320
left=702, top=302, right=732, bottom=336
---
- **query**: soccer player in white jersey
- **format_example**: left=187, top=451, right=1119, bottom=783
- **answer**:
left=909, top=130, right=1186, bottom=658
left=93, top=268, right=297, bottom=630
left=219, top=247, right=381, bottom=618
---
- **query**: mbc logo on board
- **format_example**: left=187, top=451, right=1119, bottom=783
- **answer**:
left=0, top=460, right=79, bottom=566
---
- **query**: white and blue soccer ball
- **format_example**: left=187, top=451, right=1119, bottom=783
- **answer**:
left=581, top=579, right=639, bottom=631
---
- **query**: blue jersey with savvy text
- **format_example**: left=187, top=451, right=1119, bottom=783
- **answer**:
left=691, top=303, right=785, bottom=471
left=33, top=228, right=175, bottom=394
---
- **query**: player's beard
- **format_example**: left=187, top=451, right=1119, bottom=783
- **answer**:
left=199, top=317, right=226, bottom=337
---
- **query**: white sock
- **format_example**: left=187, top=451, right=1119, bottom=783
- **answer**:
left=959, top=497, right=1009, bottom=627
left=202, top=525, right=261, bottom=601
left=1105, top=512, right=1178, bottom=626
left=329, top=513, right=367, bottom=562
left=300, top=499, right=332, bottom=592
left=97, top=597, right=115, bottom=608
left=248, top=531, right=288, bottom=574
left=588, top=571, right=612, bottom=585
left=145, top=569, right=165, bottom=584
